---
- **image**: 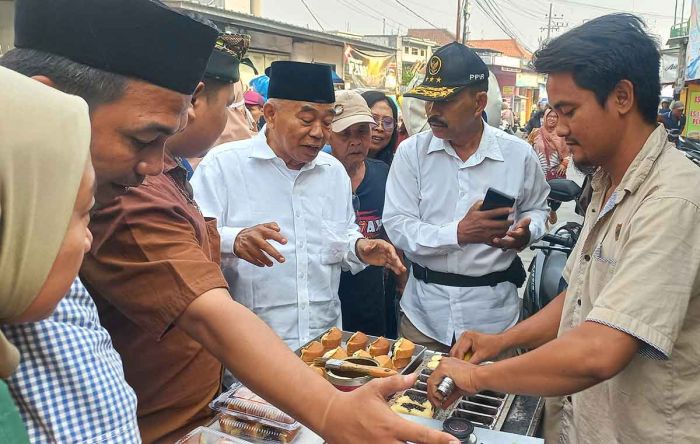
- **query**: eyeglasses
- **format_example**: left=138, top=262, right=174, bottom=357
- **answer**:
left=372, top=115, right=395, bottom=131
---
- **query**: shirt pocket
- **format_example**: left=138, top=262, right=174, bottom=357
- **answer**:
left=320, top=221, right=348, bottom=265
left=592, top=232, right=618, bottom=271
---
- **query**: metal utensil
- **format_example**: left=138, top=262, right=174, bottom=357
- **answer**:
left=314, top=358, right=398, bottom=378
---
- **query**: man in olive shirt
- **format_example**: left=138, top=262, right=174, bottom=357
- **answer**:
left=427, top=14, right=700, bottom=443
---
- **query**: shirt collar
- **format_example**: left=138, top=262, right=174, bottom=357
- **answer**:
left=249, top=126, right=332, bottom=170
left=427, top=121, right=504, bottom=164
left=592, top=125, right=669, bottom=195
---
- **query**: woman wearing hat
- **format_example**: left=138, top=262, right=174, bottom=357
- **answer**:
left=0, top=68, right=95, bottom=442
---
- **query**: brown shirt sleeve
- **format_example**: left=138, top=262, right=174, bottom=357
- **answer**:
left=81, top=175, right=228, bottom=340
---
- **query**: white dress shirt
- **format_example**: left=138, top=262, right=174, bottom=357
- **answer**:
left=191, top=131, right=366, bottom=350
left=384, top=123, right=550, bottom=344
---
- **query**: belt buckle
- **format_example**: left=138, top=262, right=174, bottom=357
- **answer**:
left=420, top=266, right=430, bottom=284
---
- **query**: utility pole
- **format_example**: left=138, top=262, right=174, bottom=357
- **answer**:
left=541, top=2, right=567, bottom=42
left=456, top=0, right=462, bottom=43
left=462, top=0, right=471, bottom=44
left=383, top=18, right=386, bottom=35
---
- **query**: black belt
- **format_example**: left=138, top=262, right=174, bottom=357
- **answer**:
left=412, top=256, right=526, bottom=288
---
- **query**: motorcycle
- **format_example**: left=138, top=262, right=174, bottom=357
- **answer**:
left=678, top=135, right=700, bottom=167
left=521, top=179, right=583, bottom=320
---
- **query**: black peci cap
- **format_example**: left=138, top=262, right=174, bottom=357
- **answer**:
left=14, top=0, right=220, bottom=95
left=405, top=42, right=489, bottom=102
left=266, top=61, right=335, bottom=104
left=205, top=34, right=253, bottom=83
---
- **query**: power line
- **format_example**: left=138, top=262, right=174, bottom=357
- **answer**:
left=503, top=0, right=547, bottom=21
left=392, top=0, right=443, bottom=30
left=353, top=0, right=412, bottom=32
left=299, top=0, right=325, bottom=30
left=480, top=0, right=533, bottom=50
left=556, top=0, right=675, bottom=20
left=334, top=0, right=383, bottom=25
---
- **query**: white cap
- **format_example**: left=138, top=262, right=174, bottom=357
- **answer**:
left=332, top=90, right=375, bottom=132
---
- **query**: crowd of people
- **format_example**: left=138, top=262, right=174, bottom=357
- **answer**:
left=1, top=1, right=699, bottom=444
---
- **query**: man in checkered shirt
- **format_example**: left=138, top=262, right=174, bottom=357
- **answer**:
left=0, top=0, right=220, bottom=441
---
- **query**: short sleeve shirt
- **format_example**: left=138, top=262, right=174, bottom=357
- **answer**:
left=339, top=159, right=389, bottom=335
left=81, top=156, right=228, bottom=443
left=558, top=125, right=700, bottom=443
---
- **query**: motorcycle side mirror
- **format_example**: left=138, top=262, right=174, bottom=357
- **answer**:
left=548, top=179, right=582, bottom=202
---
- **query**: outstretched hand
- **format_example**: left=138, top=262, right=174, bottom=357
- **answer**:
left=356, top=239, right=407, bottom=275
left=491, top=217, right=531, bottom=251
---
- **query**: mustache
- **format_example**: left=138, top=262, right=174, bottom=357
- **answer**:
left=428, top=116, right=447, bottom=127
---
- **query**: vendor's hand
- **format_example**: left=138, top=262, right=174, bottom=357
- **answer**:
left=234, top=222, right=287, bottom=267
left=321, top=374, right=459, bottom=444
left=427, top=358, right=480, bottom=409
left=451, top=331, right=507, bottom=364
left=557, top=163, right=568, bottom=175
left=356, top=239, right=407, bottom=275
left=491, top=217, right=531, bottom=251
left=457, top=201, right=513, bottom=246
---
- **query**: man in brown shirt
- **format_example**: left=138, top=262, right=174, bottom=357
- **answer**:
left=82, top=33, right=457, bottom=444
left=427, top=14, right=700, bottom=443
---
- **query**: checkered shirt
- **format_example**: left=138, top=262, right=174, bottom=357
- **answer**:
left=2, top=279, right=141, bottom=443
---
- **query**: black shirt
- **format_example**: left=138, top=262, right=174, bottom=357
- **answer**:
left=339, top=159, right=390, bottom=336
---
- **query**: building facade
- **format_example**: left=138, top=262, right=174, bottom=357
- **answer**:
left=165, top=1, right=395, bottom=91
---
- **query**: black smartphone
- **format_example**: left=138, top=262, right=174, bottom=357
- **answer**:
left=481, top=188, right=515, bottom=220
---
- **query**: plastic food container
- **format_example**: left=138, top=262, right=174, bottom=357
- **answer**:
left=176, top=426, right=246, bottom=443
left=217, top=414, right=301, bottom=444
left=210, top=383, right=301, bottom=441
left=325, top=357, right=378, bottom=392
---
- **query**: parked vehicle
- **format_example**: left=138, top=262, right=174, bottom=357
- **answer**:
left=521, top=179, right=583, bottom=320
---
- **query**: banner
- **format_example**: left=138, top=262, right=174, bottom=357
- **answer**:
left=687, top=0, right=700, bottom=81
left=685, top=84, right=700, bottom=139
left=661, top=53, right=679, bottom=84
left=344, top=45, right=397, bottom=92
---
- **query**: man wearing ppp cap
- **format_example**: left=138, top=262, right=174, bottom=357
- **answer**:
left=384, top=42, right=550, bottom=352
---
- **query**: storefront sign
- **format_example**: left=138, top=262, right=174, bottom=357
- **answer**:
left=685, top=84, right=700, bottom=139
left=502, top=86, right=515, bottom=96
left=515, top=72, right=538, bottom=88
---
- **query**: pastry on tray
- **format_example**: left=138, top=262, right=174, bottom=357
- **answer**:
left=300, top=341, right=324, bottom=364
left=392, top=338, right=416, bottom=360
left=351, top=349, right=372, bottom=359
left=346, top=331, right=369, bottom=354
left=374, top=355, right=393, bottom=369
left=392, top=356, right=412, bottom=370
left=369, top=336, right=390, bottom=357
left=390, top=394, right=434, bottom=418
left=322, top=346, right=347, bottom=360
left=426, top=354, right=443, bottom=370
left=321, top=327, right=342, bottom=350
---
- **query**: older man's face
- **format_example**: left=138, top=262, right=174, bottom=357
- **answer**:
left=264, top=99, right=335, bottom=169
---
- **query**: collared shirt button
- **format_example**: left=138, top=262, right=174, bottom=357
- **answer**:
left=584, top=254, right=591, bottom=262
left=295, top=212, right=301, bottom=218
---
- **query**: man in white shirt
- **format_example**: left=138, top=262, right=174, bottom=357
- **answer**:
left=384, top=42, right=550, bottom=352
left=192, top=61, right=405, bottom=349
